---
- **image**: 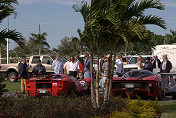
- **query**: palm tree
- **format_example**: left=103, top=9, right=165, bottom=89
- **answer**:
left=73, top=0, right=166, bottom=108
left=29, top=32, right=50, bottom=55
left=165, top=30, right=176, bottom=44
left=0, top=0, right=24, bottom=64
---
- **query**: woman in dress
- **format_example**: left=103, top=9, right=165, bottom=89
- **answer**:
left=137, top=56, right=143, bottom=70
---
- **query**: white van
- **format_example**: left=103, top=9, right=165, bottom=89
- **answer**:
left=123, top=55, right=153, bottom=72
left=152, top=44, right=176, bottom=71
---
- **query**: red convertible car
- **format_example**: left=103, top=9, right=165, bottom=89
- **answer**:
left=26, top=74, right=91, bottom=97
left=112, top=70, right=163, bottom=99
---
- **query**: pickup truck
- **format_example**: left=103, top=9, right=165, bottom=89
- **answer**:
left=0, top=55, right=67, bottom=82
left=123, top=55, right=153, bottom=72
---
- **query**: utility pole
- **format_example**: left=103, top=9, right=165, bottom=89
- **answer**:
left=39, top=24, right=41, bottom=55
left=7, top=16, right=9, bottom=64
left=39, top=24, right=40, bottom=34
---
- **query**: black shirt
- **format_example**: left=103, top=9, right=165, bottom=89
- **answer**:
left=18, top=62, right=28, bottom=79
left=32, top=64, right=46, bottom=75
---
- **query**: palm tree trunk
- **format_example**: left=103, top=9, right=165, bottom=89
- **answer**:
left=0, top=46, right=1, bottom=65
left=39, top=48, right=41, bottom=55
left=95, top=45, right=100, bottom=108
left=90, top=48, right=97, bottom=108
left=124, top=43, right=128, bottom=57
left=108, top=50, right=116, bottom=99
left=104, top=50, right=112, bottom=102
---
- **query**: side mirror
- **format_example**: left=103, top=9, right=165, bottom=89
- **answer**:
left=47, top=60, right=50, bottom=64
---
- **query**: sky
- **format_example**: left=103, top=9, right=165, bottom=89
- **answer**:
left=1, top=0, right=176, bottom=50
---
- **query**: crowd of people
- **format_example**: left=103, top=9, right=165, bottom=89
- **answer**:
left=18, top=54, right=91, bottom=93
left=18, top=54, right=173, bottom=93
left=138, top=55, right=172, bottom=73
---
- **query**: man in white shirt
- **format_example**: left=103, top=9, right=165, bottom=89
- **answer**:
left=52, top=54, right=63, bottom=74
left=69, top=56, right=78, bottom=78
left=115, top=55, right=124, bottom=77
left=64, top=58, right=70, bottom=75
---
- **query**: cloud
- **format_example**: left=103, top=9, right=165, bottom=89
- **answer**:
left=162, top=0, right=176, bottom=8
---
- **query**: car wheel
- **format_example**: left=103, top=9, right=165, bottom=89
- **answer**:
left=172, top=92, right=176, bottom=100
left=7, top=72, right=17, bottom=82
left=68, top=83, right=76, bottom=97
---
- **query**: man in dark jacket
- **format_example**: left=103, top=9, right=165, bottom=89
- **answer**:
left=144, top=57, right=153, bottom=72
left=32, top=60, right=46, bottom=75
left=152, top=56, right=161, bottom=69
left=160, top=55, right=172, bottom=73
left=18, top=56, right=28, bottom=93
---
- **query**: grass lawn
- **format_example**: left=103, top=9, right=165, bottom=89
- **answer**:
left=160, top=101, right=176, bottom=118
left=2, top=80, right=21, bottom=92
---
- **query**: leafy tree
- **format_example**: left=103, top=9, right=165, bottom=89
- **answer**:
left=73, top=0, right=166, bottom=109
left=165, top=30, right=176, bottom=44
left=0, top=0, right=24, bottom=64
left=29, top=32, right=50, bottom=55
left=58, top=37, right=81, bottom=56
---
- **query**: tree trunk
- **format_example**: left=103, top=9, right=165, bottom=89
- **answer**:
left=104, top=50, right=112, bottom=102
left=95, top=47, right=100, bottom=108
left=124, top=43, right=128, bottom=57
left=108, top=50, right=116, bottom=99
left=0, top=46, right=1, bottom=65
left=90, top=49, right=97, bottom=108
left=39, top=48, right=41, bottom=55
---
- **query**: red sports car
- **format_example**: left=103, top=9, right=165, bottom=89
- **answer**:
left=112, top=70, right=163, bottom=99
left=26, top=74, right=91, bottom=97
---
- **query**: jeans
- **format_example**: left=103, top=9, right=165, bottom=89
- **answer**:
left=99, top=73, right=104, bottom=88
left=84, top=71, right=91, bottom=79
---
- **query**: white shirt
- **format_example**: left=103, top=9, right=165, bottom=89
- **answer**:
left=52, top=59, right=63, bottom=74
left=69, top=61, right=78, bottom=71
left=115, top=59, right=124, bottom=73
left=156, top=60, right=159, bottom=69
left=162, top=61, right=167, bottom=70
left=64, top=61, right=70, bottom=74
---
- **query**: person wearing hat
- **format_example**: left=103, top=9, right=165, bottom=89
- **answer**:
left=32, top=59, right=46, bottom=75
left=84, top=54, right=91, bottom=78
left=144, top=57, right=153, bottom=72
left=160, top=55, right=172, bottom=73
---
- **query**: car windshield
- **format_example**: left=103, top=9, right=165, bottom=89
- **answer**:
left=123, top=70, right=155, bottom=78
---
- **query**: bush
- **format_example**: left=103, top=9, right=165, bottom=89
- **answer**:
left=0, top=74, right=6, bottom=96
left=111, top=98, right=160, bottom=118
left=0, top=95, right=126, bottom=118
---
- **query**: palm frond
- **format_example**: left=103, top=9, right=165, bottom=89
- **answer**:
left=0, top=29, right=24, bottom=47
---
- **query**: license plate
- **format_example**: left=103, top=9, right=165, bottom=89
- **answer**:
left=125, top=83, right=134, bottom=88
left=39, top=89, right=48, bottom=93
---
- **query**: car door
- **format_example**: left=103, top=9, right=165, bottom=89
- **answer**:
left=28, top=56, right=41, bottom=73
left=42, top=56, right=54, bottom=73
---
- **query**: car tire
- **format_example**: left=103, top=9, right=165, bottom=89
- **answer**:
left=7, top=72, right=17, bottom=82
left=172, top=92, right=176, bottom=100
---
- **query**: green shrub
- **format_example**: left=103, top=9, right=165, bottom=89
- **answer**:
left=111, top=98, right=160, bottom=118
